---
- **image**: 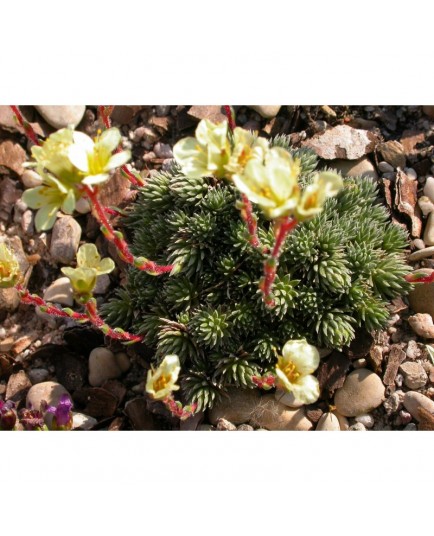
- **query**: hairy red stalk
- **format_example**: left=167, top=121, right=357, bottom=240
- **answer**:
left=84, top=299, right=143, bottom=343
left=405, top=271, right=434, bottom=284
left=260, top=216, right=298, bottom=308
left=10, top=106, right=41, bottom=146
left=83, top=185, right=175, bottom=274
left=223, top=105, right=236, bottom=132
left=16, top=285, right=88, bottom=321
left=237, top=194, right=261, bottom=249
left=163, top=395, right=198, bottom=420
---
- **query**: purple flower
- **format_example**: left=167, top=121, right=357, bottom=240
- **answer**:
left=0, top=399, right=17, bottom=431
left=44, top=394, right=73, bottom=430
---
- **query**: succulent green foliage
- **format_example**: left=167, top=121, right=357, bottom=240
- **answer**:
left=102, top=149, right=411, bottom=410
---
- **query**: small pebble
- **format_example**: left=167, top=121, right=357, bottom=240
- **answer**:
left=250, top=105, right=281, bottom=119
left=382, top=172, right=396, bottom=180
left=237, top=424, right=254, bottom=431
left=399, top=410, right=412, bottom=425
left=383, top=392, right=402, bottom=414
left=88, top=347, right=124, bottom=387
left=405, top=340, right=421, bottom=360
left=399, top=361, right=428, bottom=389
left=395, top=373, right=404, bottom=388
left=418, top=196, right=434, bottom=216
left=72, top=412, right=98, bottom=431
left=216, top=418, right=237, bottom=431
left=412, top=239, right=426, bottom=250
left=424, top=176, right=434, bottom=202
left=406, top=168, right=418, bottom=180
left=114, top=352, right=131, bottom=373
left=75, top=197, right=91, bottom=214
left=153, top=142, right=173, bottom=159
left=93, top=274, right=111, bottom=294
left=28, top=368, right=50, bottom=385
left=50, top=216, right=82, bottom=264
left=353, top=358, right=367, bottom=369
left=334, top=369, right=385, bottom=417
left=155, top=105, right=171, bottom=117
left=408, top=246, right=434, bottom=261
left=355, top=414, right=375, bottom=429
left=35, top=105, right=85, bottom=129
left=43, top=277, right=74, bottom=306
left=316, top=412, right=341, bottom=431
left=378, top=161, right=394, bottom=173
left=403, top=391, right=434, bottom=421
left=404, top=423, right=417, bottom=431
left=349, top=422, right=366, bottom=431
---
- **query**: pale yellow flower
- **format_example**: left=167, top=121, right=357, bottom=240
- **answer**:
left=295, top=171, right=343, bottom=221
left=173, top=119, right=231, bottom=179
left=146, top=354, right=181, bottom=400
left=61, top=243, right=115, bottom=301
left=27, top=128, right=80, bottom=185
left=224, top=127, right=270, bottom=177
left=275, top=339, right=320, bottom=405
left=68, top=128, right=131, bottom=186
left=0, top=243, right=20, bottom=288
left=232, top=147, right=301, bottom=220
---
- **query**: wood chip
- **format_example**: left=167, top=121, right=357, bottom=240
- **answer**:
left=124, top=397, right=155, bottom=430
left=101, top=380, right=127, bottom=405
left=5, top=370, right=32, bottom=403
left=383, top=344, right=406, bottom=386
left=188, top=105, right=226, bottom=124
left=316, top=351, right=351, bottom=395
left=345, top=329, right=374, bottom=360
left=302, top=125, right=378, bottom=160
left=400, top=130, right=425, bottom=156
left=368, top=345, right=384, bottom=374
left=12, top=333, right=38, bottom=356
left=0, top=139, right=26, bottom=176
left=108, top=416, right=125, bottom=431
left=395, top=170, right=422, bottom=237
left=81, top=387, right=118, bottom=418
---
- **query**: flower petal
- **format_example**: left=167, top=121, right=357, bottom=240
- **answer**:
left=106, top=150, right=131, bottom=171
left=35, top=204, right=59, bottom=232
left=99, top=128, right=121, bottom=153
left=97, top=257, right=115, bottom=275
left=68, top=144, right=90, bottom=172
left=290, top=375, right=320, bottom=404
left=73, top=131, right=95, bottom=152
left=61, top=188, right=76, bottom=215
left=77, top=243, right=100, bottom=268
left=81, top=173, right=110, bottom=185
left=22, top=186, right=51, bottom=209
left=281, top=339, right=320, bottom=375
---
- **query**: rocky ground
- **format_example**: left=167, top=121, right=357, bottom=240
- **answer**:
left=2, top=104, right=434, bottom=431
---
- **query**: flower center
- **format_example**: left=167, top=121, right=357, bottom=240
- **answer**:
left=154, top=375, right=169, bottom=392
left=279, top=360, right=300, bottom=383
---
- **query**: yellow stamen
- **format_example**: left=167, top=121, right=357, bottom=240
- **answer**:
left=277, top=359, right=300, bottom=383
left=154, top=374, right=169, bottom=392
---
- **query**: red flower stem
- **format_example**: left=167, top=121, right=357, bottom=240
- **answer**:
left=16, top=285, right=88, bottom=321
left=163, top=395, right=198, bottom=420
left=83, top=185, right=175, bottom=274
left=84, top=299, right=143, bottom=343
left=98, top=105, right=144, bottom=187
left=223, top=105, right=236, bottom=132
left=10, top=106, right=41, bottom=146
left=260, top=216, right=298, bottom=307
left=239, top=194, right=261, bottom=249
